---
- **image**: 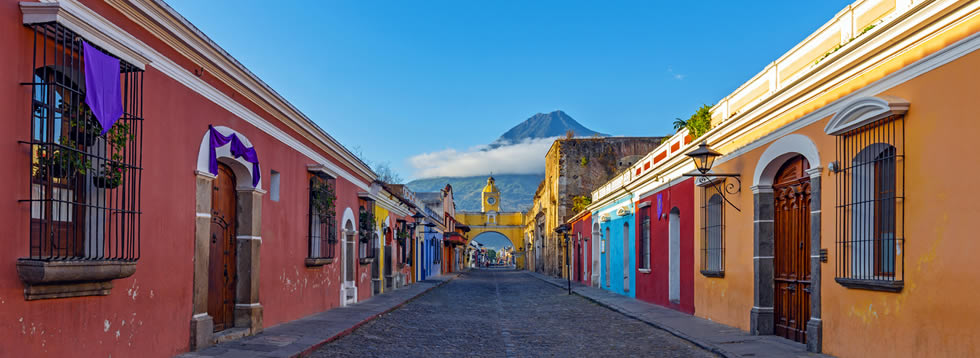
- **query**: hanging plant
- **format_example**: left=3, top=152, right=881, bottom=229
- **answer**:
left=92, top=121, right=131, bottom=190
left=37, top=144, right=90, bottom=181
left=65, top=103, right=101, bottom=147
left=358, top=207, right=375, bottom=242
left=311, top=179, right=336, bottom=222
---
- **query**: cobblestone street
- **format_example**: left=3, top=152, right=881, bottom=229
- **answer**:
left=312, top=269, right=714, bottom=357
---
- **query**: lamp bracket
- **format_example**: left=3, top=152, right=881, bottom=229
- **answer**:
left=684, top=172, right=742, bottom=212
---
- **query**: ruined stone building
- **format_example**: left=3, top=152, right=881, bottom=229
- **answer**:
left=525, top=137, right=665, bottom=277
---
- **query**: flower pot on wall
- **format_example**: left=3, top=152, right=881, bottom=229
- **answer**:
left=93, top=175, right=121, bottom=189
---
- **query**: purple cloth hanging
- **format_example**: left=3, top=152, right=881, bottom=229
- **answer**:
left=82, top=41, right=124, bottom=135
left=208, top=125, right=261, bottom=187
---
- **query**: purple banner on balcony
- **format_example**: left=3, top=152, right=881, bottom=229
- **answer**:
left=208, top=125, right=261, bottom=187
left=82, top=41, right=124, bottom=135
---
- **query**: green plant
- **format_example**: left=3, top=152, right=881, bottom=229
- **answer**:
left=676, top=104, right=713, bottom=139
left=580, top=156, right=589, bottom=167
left=572, top=195, right=592, bottom=213
left=93, top=121, right=132, bottom=190
left=311, top=179, right=336, bottom=221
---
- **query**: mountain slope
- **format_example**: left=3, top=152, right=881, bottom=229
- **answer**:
left=406, top=174, right=543, bottom=212
left=494, top=110, right=606, bottom=145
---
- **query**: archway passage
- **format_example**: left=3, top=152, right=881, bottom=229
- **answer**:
left=465, top=228, right=526, bottom=269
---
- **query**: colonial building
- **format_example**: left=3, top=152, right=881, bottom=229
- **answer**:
left=524, top=137, right=665, bottom=278
left=0, top=1, right=437, bottom=356
left=579, top=0, right=980, bottom=356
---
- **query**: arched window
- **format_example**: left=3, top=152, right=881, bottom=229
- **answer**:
left=604, top=227, right=611, bottom=287
left=639, top=209, right=651, bottom=271
left=833, top=113, right=904, bottom=291
left=623, top=222, right=630, bottom=291
left=701, top=193, right=724, bottom=276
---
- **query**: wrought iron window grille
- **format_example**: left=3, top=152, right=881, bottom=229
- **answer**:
left=833, top=115, right=905, bottom=292
left=19, top=22, right=144, bottom=263
left=700, top=185, right=725, bottom=277
left=308, top=173, right=336, bottom=261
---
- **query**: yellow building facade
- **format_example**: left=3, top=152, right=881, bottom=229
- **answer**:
left=595, top=1, right=980, bottom=356
left=457, top=177, right=528, bottom=269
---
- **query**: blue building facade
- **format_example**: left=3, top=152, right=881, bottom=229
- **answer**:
left=595, top=196, right=635, bottom=297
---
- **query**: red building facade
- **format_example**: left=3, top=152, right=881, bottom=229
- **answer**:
left=633, top=178, right=695, bottom=314
left=0, top=1, right=393, bottom=356
left=568, top=212, right=592, bottom=286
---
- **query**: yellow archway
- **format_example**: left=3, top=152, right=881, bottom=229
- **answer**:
left=457, top=176, right=528, bottom=269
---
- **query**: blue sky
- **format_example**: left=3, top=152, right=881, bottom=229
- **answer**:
left=166, top=0, right=852, bottom=181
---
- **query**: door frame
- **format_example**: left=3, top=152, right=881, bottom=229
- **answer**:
left=749, top=134, right=823, bottom=353
left=191, top=157, right=265, bottom=350
left=340, top=208, right=357, bottom=306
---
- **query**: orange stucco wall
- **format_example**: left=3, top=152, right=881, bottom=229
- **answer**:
left=694, top=12, right=980, bottom=358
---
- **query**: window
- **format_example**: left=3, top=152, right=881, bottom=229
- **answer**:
left=357, top=199, right=376, bottom=260
left=623, top=222, right=630, bottom=290
left=604, top=227, right=610, bottom=287
left=25, top=23, right=143, bottom=262
left=639, top=210, right=651, bottom=271
left=701, top=190, right=725, bottom=277
left=270, top=170, right=281, bottom=202
left=834, top=115, right=904, bottom=291
left=307, top=173, right=336, bottom=262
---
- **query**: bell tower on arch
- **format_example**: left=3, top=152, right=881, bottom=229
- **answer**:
left=481, top=176, right=500, bottom=213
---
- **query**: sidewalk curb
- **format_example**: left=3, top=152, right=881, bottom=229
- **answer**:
left=294, top=273, right=460, bottom=358
left=525, top=272, right=736, bottom=358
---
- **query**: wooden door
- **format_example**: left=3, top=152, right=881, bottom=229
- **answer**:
left=208, top=163, right=237, bottom=332
left=773, top=156, right=811, bottom=343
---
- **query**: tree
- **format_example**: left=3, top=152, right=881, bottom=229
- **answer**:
left=674, top=104, right=713, bottom=139
left=572, top=195, right=592, bottom=213
left=373, top=161, right=403, bottom=184
left=487, top=249, right=497, bottom=263
left=565, top=129, right=575, bottom=139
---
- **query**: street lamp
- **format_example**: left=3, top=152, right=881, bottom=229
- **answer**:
left=555, top=224, right=571, bottom=295
left=683, top=142, right=742, bottom=212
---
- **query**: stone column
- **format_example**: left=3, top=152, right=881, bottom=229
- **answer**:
left=750, top=185, right=775, bottom=336
left=805, top=167, right=823, bottom=353
left=190, top=171, right=215, bottom=350
left=235, top=187, right=265, bottom=334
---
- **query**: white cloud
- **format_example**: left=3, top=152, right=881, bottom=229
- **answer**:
left=409, top=137, right=557, bottom=178
left=667, top=66, right=685, bottom=80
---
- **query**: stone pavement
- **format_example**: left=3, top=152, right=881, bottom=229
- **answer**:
left=313, top=268, right=714, bottom=357
left=177, top=273, right=458, bottom=358
left=526, top=271, right=831, bottom=358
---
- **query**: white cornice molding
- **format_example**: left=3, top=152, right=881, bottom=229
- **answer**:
left=36, top=0, right=376, bottom=191
left=824, top=95, right=909, bottom=135
left=109, top=0, right=375, bottom=181
left=20, top=1, right=150, bottom=69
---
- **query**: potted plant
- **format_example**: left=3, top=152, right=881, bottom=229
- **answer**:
left=311, top=179, right=336, bottom=221
left=36, top=145, right=90, bottom=181
left=92, top=121, right=131, bottom=190
left=358, top=207, right=375, bottom=242
left=66, top=104, right=101, bottom=147
left=93, top=160, right=124, bottom=189
left=36, top=148, right=71, bottom=180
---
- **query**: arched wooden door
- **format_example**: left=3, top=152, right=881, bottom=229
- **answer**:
left=773, top=155, right=811, bottom=343
left=209, top=163, right=237, bottom=332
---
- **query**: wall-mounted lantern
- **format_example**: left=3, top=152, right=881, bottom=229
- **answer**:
left=683, top=142, right=742, bottom=212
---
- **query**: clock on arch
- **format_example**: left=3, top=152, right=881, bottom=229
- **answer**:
left=487, top=197, right=496, bottom=205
